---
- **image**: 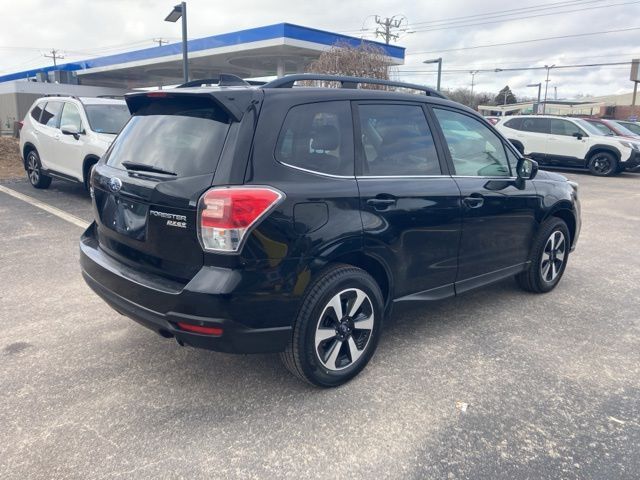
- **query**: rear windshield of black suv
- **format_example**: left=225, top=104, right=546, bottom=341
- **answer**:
left=104, top=96, right=231, bottom=177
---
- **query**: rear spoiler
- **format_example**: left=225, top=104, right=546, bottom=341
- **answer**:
left=124, top=89, right=259, bottom=122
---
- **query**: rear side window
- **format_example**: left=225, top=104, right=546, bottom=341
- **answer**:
left=30, top=103, right=44, bottom=123
left=357, top=104, right=441, bottom=176
left=275, top=101, right=353, bottom=176
left=105, top=97, right=230, bottom=178
left=521, top=118, right=549, bottom=134
left=504, top=118, right=522, bottom=130
left=40, top=101, right=63, bottom=128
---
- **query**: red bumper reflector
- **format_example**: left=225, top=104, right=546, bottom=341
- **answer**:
left=176, top=322, right=223, bottom=336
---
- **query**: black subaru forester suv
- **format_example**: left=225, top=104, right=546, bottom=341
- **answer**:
left=80, top=74, right=581, bottom=387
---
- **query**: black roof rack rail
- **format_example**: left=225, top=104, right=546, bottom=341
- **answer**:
left=262, top=74, right=446, bottom=99
left=43, top=94, right=79, bottom=99
left=96, top=95, right=125, bottom=99
left=177, top=74, right=266, bottom=88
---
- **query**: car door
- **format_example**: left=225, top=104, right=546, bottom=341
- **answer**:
left=354, top=102, right=461, bottom=300
left=36, top=101, right=64, bottom=172
left=53, top=101, right=87, bottom=179
left=431, top=107, right=539, bottom=293
left=547, top=118, right=590, bottom=167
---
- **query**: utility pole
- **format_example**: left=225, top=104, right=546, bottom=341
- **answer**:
left=153, top=38, right=169, bottom=47
left=542, top=64, right=555, bottom=115
left=44, top=49, right=64, bottom=67
left=470, top=70, right=479, bottom=94
left=374, top=15, right=403, bottom=44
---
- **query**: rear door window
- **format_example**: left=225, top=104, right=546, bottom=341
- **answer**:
left=521, top=118, right=550, bottom=134
left=40, top=101, right=63, bottom=128
left=356, top=104, right=441, bottom=176
left=105, top=96, right=231, bottom=178
left=275, top=101, right=354, bottom=176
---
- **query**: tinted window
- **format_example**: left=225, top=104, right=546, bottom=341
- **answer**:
left=275, top=101, right=353, bottom=176
left=504, top=118, right=522, bottom=130
left=550, top=119, right=584, bottom=137
left=521, top=118, right=550, bottom=134
left=41, top=101, right=63, bottom=128
left=30, top=103, right=44, bottom=123
left=620, top=122, right=640, bottom=135
left=434, top=108, right=511, bottom=177
left=506, top=147, right=519, bottom=172
left=60, top=103, right=82, bottom=131
left=105, top=97, right=230, bottom=178
left=357, top=104, right=440, bottom=176
left=85, top=104, right=131, bottom=134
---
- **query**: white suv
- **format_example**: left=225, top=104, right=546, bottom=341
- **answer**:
left=20, top=97, right=130, bottom=189
left=497, top=115, right=640, bottom=176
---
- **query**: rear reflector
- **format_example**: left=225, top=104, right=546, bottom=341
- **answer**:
left=146, top=91, right=169, bottom=97
left=177, top=322, right=223, bottom=336
left=197, top=186, right=283, bottom=253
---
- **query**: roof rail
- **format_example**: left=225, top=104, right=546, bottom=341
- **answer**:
left=96, top=95, right=125, bottom=99
left=177, top=74, right=266, bottom=88
left=262, top=74, right=446, bottom=99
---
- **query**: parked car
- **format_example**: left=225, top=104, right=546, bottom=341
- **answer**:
left=484, top=116, right=502, bottom=125
left=19, top=96, right=130, bottom=190
left=580, top=117, right=640, bottom=139
left=80, top=75, right=581, bottom=387
left=497, top=115, right=640, bottom=176
left=615, top=120, right=640, bottom=136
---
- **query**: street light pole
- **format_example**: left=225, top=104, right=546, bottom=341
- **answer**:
left=527, top=83, right=542, bottom=114
left=423, top=57, right=442, bottom=91
left=542, top=64, right=554, bottom=115
left=470, top=70, right=479, bottom=94
left=165, top=2, right=189, bottom=84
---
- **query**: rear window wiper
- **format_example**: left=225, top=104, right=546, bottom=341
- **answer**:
left=121, top=161, right=177, bottom=176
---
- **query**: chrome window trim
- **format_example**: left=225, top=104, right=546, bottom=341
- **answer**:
left=278, top=161, right=355, bottom=179
left=356, top=175, right=449, bottom=179
left=452, top=175, right=517, bottom=180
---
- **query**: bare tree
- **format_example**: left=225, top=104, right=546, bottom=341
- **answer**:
left=305, top=42, right=389, bottom=89
left=446, top=88, right=494, bottom=110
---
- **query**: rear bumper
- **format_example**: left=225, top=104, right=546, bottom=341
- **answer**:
left=80, top=224, right=296, bottom=354
left=622, top=150, right=640, bottom=171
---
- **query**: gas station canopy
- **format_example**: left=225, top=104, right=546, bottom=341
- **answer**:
left=0, top=23, right=405, bottom=89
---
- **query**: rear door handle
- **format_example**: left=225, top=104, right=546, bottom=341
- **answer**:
left=463, top=195, right=484, bottom=208
left=367, top=197, right=396, bottom=210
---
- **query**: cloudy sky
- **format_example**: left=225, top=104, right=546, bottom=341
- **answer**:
left=1, top=0, right=639, bottom=99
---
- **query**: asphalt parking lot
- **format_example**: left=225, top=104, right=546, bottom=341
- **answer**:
left=1, top=171, right=639, bottom=479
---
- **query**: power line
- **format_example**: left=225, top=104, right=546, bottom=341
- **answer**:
left=411, top=27, right=640, bottom=55
left=397, top=61, right=632, bottom=74
left=43, top=49, right=64, bottom=67
left=340, top=0, right=604, bottom=33
left=407, top=1, right=639, bottom=34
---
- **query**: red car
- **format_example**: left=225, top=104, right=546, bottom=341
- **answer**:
left=581, top=118, right=640, bottom=139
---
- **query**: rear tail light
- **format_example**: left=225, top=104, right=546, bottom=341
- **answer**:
left=197, top=186, right=284, bottom=253
left=17, top=121, right=24, bottom=130
left=176, top=322, right=223, bottom=336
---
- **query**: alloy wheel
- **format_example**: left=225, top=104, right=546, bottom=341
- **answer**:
left=591, top=155, right=612, bottom=175
left=27, top=153, right=40, bottom=185
left=314, top=288, right=374, bottom=371
left=540, top=230, right=566, bottom=283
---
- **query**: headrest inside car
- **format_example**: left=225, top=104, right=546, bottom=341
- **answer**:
left=311, top=125, right=340, bottom=151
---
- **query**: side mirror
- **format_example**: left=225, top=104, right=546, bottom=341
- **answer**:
left=572, top=131, right=584, bottom=140
left=61, top=124, right=80, bottom=140
left=517, top=157, right=538, bottom=181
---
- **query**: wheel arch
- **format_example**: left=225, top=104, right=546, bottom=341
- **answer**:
left=544, top=204, right=577, bottom=246
left=82, top=154, right=100, bottom=186
left=586, top=144, right=621, bottom=163
left=22, top=142, right=37, bottom=169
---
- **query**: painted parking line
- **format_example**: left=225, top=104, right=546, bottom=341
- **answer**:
left=0, top=184, right=90, bottom=229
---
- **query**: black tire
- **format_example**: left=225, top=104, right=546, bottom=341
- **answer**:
left=281, top=264, right=384, bottom=387
left=588, top=151, right=618, bottom=176
left=516, top=218, right=570, bottom=293
left=25, top=149, right=52, bottom=189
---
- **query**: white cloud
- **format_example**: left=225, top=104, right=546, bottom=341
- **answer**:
left=1, top=0, right=639, bottom=98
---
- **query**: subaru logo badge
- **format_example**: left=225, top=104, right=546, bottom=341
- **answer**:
left=107, top=177, right=122, bottom=193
